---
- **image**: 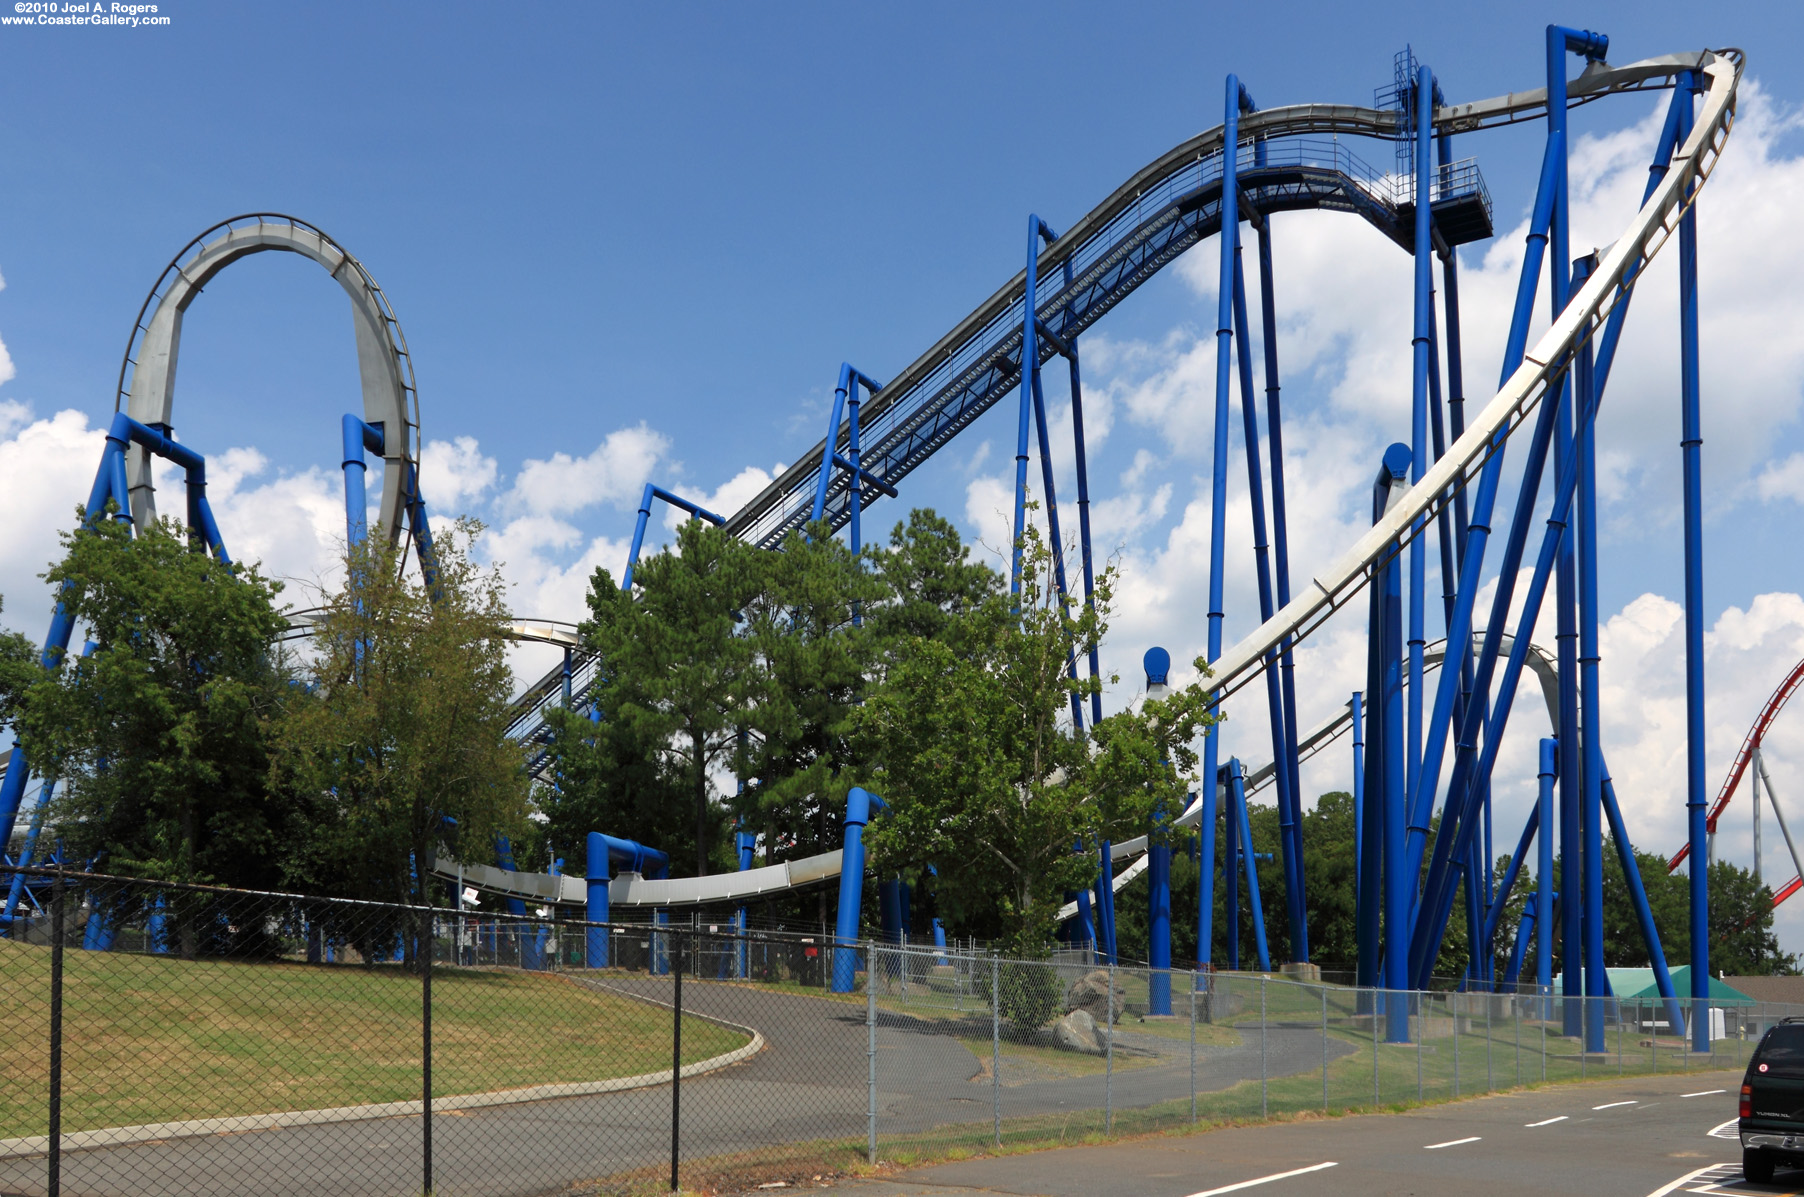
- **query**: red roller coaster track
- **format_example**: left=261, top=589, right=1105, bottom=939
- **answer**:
left=1668, top=656, right=1804, bottom=909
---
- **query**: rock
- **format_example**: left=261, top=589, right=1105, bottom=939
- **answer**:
left=1052, top=1009, right=1106, bottom=1055
left=1066, top=969, right=1127, bottom=1024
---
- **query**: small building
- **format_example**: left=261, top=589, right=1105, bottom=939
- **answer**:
left=1722, top=975, right=1804, bottom=1013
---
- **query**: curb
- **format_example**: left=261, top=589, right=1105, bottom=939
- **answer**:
left=0, top=999, right=764, bottom=1160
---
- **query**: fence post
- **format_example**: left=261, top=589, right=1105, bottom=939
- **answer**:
left=1190, top=979, right=1198, bottom=1123
left=1453, top=993, right=1460, bottom=1097
left=990, top=955, right=1000, bottom=1148
left=670, top=931, right=683, bottom=1193
left=867, top=942, right=877, bottom=1165
left=1416, top=995, right=1423, bottom=1100
left=422, top=905, right=433, bottom=1197
left=1321, top=985, right=1328, bottom=1111
left=1540, top=1007, right=1546, bottom=1082
left=1487, top=995, right=1493, bottom=1091
left=1581, top=997, right=1587, bottom=1080
left=1106, top=961, right=1116, bottom=1133
left=1372, top=988, right=1379, bottom=1107
left=49, top=873, right=64, bottom=1197
left=1260, top=977, right=1268, bottom=1118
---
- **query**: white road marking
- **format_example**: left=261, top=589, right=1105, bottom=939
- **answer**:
left=1423, top=1137, right=1481, bottom=1150
left=1525, top=1115, right=1569, bottom=1127
left=1680, top=1089, right=1726, bottom=1098
left=1707, top=1117, right=1739, bottom=1139
left=1593, top=1100, right=1639, bottom=1110
left=1642, top=1163, right=1735, bottom=1197
left=1181, top=1162, right=1338, bottom=1197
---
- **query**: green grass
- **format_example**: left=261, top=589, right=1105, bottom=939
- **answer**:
left=0, top=939, right=748, bottom=1138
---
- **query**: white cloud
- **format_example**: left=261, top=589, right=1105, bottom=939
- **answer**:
left=660, top=464, right=775, bottom=533
left=0, top=407, right=105, bottom=633
left=420, top=435, right=498, bottom=516
left=504, top=424, right=667, bottom=518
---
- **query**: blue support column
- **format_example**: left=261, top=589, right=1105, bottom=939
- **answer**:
left=1379, top=466, right=1410, bottom=1041
left=622, top=483, right=728, bottom=591
left=586, top=831, right=610, bottom=968
left=832, top=787, right=884, bottom=993
left=1201, top=74, right=1254, bottom=973
left=1405, top=63, right=1437, bottom=870
left=1145, top=647, right=1173, bottom=1014
left=1575, top=254, right=1607, bottom=1053
left=1073, top=838, right=1096, bottom=951
left=1255, top=221, right=1307, bottom=961
left=1095, top=839, right=1118, bottom=965
left=1675, top=71, right=1711, bottom=1054
left=1197, top=778, right=1218, bottom=974
left=1228, top=760, right=1271, bottom=973
left=1230, top=243, right=1304, bottom=965
left=340, top=415, right=385, bottom=546
left=1062, top=269, right=1104, bottom=726
left=1223, top=779, right=1241, bottom=972
left=1352, top=692, right=1365, bottom=884
left=1537, top=738, right=1557, bottom=1013
left=1404, top=131, right=1565, bottom=901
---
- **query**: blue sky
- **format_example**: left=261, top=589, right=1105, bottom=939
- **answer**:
left=6, top=1, right=1804, bottom=946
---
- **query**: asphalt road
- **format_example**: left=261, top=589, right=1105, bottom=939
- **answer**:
left=826, top=1068, right=1755, bottom=1197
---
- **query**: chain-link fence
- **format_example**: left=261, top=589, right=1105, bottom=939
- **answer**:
left=0, top=866, right=1769, bottom=1196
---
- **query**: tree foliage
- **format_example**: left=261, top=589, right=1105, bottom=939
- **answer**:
left=272, top=524, right=528, bottom=909
left=856, top=517, right=1213, bottom=954
left=16, top=515, right=290, bottom=901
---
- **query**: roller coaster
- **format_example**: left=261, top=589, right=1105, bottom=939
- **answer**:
left=0, top=30, right=1756, bottom=1053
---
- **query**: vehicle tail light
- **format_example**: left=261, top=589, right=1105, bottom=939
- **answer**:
left=1743, top=1084, right=1754, bottom=1118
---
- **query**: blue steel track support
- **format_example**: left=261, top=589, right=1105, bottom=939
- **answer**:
left=1575, top=253, right=1607, bottom=1052
left=832, top=787, right=886, bottom=993
left=1405, top=63, right=1435, bottom=894
left=340, top=415, right=386, bottom=546
left=1228, top=759, right=1271, bottom=973
left=1145, top=647, right=1173, bottom=1014
left=1537, top=739, right=1557, bottom=1013
left=1602, top=774, right=1686, bottom=1036
left=1411, top=81, right=1686, bottom=991
left=1199, top=74, right=1254, bottom=973
left=1352, top=691, right=1365, bottom=883
left=1012, top=216, right=1088, bottom=727
left=0, top=414, right=232, bottom=844
left=1378, top=460, right=1409, bottom=1041
left=1675, top=69, right=1710, bottom=1054
left=1404, top=131, right=1564, bottom=912
left=1254, top=218, right=1307, bottom=962
left=1061, top=250, right=1104, bottom=728
left=1545, top=22, right=1608, bottom=1037
left=623, top=483, right=729, bottom=591
left=1412, top=314, right=1625, bottom=989
left=1230, top=233, right=1304, bottom=965
left=1095, top=838, right=1118, bottom=965
left=1409, top=161, right=1575, bottom=989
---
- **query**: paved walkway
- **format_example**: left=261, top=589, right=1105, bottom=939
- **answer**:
left=0, top=976, right=1346, bottom=1197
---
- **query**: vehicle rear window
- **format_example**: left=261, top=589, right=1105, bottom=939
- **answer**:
left=1759, top=1026, right=1804, bottom=1077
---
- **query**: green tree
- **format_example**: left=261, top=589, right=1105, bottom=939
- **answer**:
left=0, top=595, right=39, bottom=730
left=16, top=515, right=291, bottom=909
left=857, top=518, right=1212, bottom=954
left=867, top=509, right=1000, bottom=650
left=272, top=524, right=528, bottom=916
left=736, top=525, right=884, bottom=863
left=574, top=518, right=757, bottom=876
